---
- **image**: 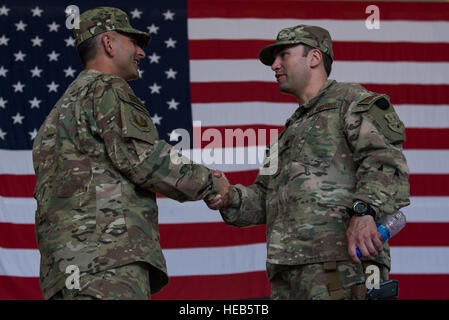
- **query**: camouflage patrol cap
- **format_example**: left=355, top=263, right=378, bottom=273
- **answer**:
left=74, top=7, right=151, bottom=49
left=259, top=24, right=334, bottom=66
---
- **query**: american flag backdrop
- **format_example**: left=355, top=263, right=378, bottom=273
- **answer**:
left=0, top=0, right=448, bottom=300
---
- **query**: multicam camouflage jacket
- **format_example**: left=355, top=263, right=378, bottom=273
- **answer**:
left=32, top=69, right=220, bottom=299
left=220, top=80, right=410, bottom=276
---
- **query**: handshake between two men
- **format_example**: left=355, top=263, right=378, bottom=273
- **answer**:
left=206, top=170, right=233, bottom=210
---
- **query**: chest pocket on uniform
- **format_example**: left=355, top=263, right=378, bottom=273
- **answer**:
left=289, top=103, right=341, bottom=170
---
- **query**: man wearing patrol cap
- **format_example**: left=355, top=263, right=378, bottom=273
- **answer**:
left=210, top=25, right=410, bottom=299
left=33, top=7, right=229, bottom=300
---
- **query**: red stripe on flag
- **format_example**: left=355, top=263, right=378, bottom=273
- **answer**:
left=1, top=173, right=449, bottom=198
left=0, top=276, right=43, bottom=300
left=191, top=82, right=449, bottom=105
left=404, top=129, right=449, bottom=150
left=0, top=221, right=265, bottom=250
left=160, top=223, right=266, bottom=249
left=389, top=223, right=449, bottom=247
left=189, top=40, right=449, bottom=62
left=188, top=0, right=449, bottom=21
left=0, top=223, right=37, bottom=249
left=196, top=125, right=449, bottom=150
left=0, top=174, right=36, bottom=198
left=152, top=271, right=270, bottom=300
left=4, top=220, right=449, bottom=250
left=1, top=273, right=448, bottom=300
left=409, top=175, right=449, bottom=196
left=225, top=171, right=449, bottom=197
left=390, top=274, right=449, bottom=300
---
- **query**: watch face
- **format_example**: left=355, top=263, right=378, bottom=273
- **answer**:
left=354, top=201, right=367, bottom=214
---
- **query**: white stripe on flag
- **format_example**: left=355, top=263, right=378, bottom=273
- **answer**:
left=164, top=243, right=266, bottom=276
left=192, top=102, right=296, bottom=126
left=193, top=103, right=449, bottom=128
left=190, top=60, right=449, bottom=84
left=1, top=196, right=448, bottom=225
left=0, top=149, right=35, bottom=175
left=390, top=247, right=449, bottom=274
left=2, top=246, right=449, bottom=277
left=0, top=149, right=448, bottom=175
left=0, top=248, right=40, bottom=277
left=395, top=105, right=449, bottom=129
left=188, top=19, right=449, bottom=43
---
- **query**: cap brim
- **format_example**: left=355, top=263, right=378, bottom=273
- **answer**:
left=118, top=28, right=151, bottom=48
left=258, top=40, right=301, bottom=66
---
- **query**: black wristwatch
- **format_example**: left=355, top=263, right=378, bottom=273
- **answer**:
left=348, top=200, right=376, bottom=219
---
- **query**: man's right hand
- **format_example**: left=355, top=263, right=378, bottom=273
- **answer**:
left=206, top=170, right=233, bottom=210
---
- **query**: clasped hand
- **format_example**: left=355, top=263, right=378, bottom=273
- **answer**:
left=206, top=170, right=233, bottom=210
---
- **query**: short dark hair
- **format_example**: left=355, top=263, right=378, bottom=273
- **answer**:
left=301, top=44, right=332, bottom=77
left=76, top=35, right=100, bottom=65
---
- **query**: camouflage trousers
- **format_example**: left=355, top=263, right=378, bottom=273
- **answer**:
left=51, top=262, right=152, bottom=300
left=269, top=261, right=388, bottom=300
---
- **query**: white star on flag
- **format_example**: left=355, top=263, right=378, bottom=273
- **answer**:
left=167, top=98, right=179, bottom=110
left=31, top=6, right=43, bottom=17
left=63, top=66, right=76, bottom=77
left=149, top=83, right=162, bottom=94
left=151, top=113, right=162, bottom=125
left=0, top=129, right=6, bottom=140
left=30, top=66, right=43, bottom=77
left=0, top=97, right=7, bottom=108
left=0, top=5, right=10, bottom=16
left=48, top=21, right=60, bottom=32
left=47, top=81, right=59, bottom=92
left=0, top=66, right=8, bottom=77
left=14, top=50, right=26, bottom=62
left=165, top=68, right=177, bottom=79
left=64, top=36, right=75, bottom=47
left=12, top=113, right=24, bottom=124
left=29, top=129, right=38, bottom=140
left=165, top=38, right=177, bottom=48
left=12, top=81, right=25, bottom=93
left=30, top=36, right=43, bottom=47
left=0, top=35, right=10, bottom=46
left=130, top=8, right=142, bottom=19
left=15, top=20, right=27, bottom=31
left=29, top=97, right=41, bottom=109
left=147, top=24, right=159, bottom=34
left=168, top=130, right=181, bottom=142
left=162, top=10, right=175, bottom=21
left=48, top=51, right=60, bottom=62
left=148, top=52, right=161, bottom=64
left=138, top=69, right=144, bottom=78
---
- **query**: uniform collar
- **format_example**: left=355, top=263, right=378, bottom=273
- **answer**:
left=286, top=79, right=336, bottom=126
left=301, top=79, right=336, bottom=110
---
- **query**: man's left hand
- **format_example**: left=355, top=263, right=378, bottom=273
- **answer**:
left=346, top=215, right=384, bottom=264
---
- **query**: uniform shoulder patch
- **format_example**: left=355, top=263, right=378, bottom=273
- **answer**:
left=117, top=89, right=157, bottom=144
left=365, top=97, right=405, bottom=144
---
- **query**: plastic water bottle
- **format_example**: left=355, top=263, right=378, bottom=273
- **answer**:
left=356, top=210, right=406, bottom=259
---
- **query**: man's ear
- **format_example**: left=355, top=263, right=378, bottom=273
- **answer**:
left=101, top=33, right=115, bottom=57
left=308, top=49, right=323, bottom=68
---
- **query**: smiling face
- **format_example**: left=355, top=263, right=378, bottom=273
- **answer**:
left=112, top=32, right=145, bottom=81
left=271, top=44, right=312, bottom=99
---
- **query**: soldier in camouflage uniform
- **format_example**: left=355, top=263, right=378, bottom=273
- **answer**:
left=210, top=25, right=410, bottom=299
left=32, top=7, right=227, bottom=300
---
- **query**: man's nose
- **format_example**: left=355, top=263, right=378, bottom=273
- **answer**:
left=137, top=46, right=145, bottom=59
left=271, top=56, right=281, bottom=71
